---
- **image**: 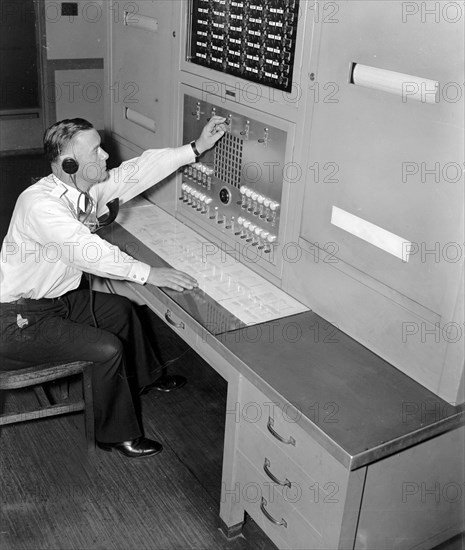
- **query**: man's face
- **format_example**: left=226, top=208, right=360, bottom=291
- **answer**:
left=62, top=129, right=109, bottom=187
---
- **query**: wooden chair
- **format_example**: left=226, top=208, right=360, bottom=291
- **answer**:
left=0, top=361, right=95, bottom=451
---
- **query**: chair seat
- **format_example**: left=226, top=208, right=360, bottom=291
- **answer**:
left=0, top=360, right=95, bottom=451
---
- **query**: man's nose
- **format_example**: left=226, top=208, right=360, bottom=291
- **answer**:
left=100, top=148, right=109, bottom=161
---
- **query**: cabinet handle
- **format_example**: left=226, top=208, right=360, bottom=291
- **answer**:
left=260, top=497, right=287, bottom=528
left=164, top=310, right=185, bottom=330
left=267, top=417, right=296, bottom=446
left=263, top=458, right=291, bottom=487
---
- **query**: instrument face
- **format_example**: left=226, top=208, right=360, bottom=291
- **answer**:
left=188, top=0, right=300, bottom=93
left=180, top=94, right=288, bottom=262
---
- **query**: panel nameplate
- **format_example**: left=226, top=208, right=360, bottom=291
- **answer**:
left=123, top=11, right=158, bottom=33
left=331, top=206, right=412, bottom=262
left=124, top=108, right=156, bottom=133
left=351, top=63, right=439, bottom=104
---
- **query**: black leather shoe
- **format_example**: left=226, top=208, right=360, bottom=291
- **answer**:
left=139, top=374, right=187, bottom=395
left=97, top=436, right=163, bottom=458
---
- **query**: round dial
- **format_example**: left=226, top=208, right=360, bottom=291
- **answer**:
left=219, top=187, right=231, bottom=205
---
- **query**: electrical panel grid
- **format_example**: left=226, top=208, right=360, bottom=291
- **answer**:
left=187, top=0, right=300, bottom=93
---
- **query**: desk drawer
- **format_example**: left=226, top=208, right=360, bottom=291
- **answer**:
left=238, top=377, right=348, bottom=488
left=237, top=417, right=346, bottom=547
left=122, top=281, right=199, bottom=348
left=235, top=450, right=328, bottom=550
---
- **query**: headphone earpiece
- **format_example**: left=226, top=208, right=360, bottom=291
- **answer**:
left=62, top=157, right=79, bottom=175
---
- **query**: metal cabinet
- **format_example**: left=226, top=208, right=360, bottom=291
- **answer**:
left=284, top=0, right=464, bottom=403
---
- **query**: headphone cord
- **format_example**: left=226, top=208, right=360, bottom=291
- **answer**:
left=87, top=273, right=98, bottom=329
left=71, top=174, right=99, bottom=329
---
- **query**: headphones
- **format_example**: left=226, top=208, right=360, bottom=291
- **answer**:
left=62, top=157, right=79, bottom=175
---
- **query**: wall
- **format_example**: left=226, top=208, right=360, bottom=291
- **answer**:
left=0, top=0, right=43, bottom=152
left=44, top=0, right=106, bottom=129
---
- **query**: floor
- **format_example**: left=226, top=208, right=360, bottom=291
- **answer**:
left=0, top=306, right=275, bottom=550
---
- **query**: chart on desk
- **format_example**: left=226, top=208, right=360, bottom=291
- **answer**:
left=117, top=203, right=307, bottom=326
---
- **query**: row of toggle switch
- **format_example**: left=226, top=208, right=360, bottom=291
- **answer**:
left=236, top=216, right=277, bottom=252
left=183, top=166, right=279, bottom=227
left=239, top=185, right=279, bottom=226
left=181, top=183, right=212, bottom=214
left=184, top=163, right=214, bottom=190
left=180, top=184, right=277, bottom=253
left=192, top=102, right=270, bottom=146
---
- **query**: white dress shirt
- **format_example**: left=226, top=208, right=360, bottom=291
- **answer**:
left=0, top=145, right=195, bottom=302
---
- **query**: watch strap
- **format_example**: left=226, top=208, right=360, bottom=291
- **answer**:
left=190, top=140, right=201, bottom=158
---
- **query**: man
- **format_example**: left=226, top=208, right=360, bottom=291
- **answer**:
left=0, top=116, right=226, bottom=458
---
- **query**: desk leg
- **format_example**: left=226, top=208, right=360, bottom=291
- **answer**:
left=219, top=372, right=246, bottom=538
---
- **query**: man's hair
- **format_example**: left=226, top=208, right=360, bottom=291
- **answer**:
left=44, top=118, right=94, bottom=164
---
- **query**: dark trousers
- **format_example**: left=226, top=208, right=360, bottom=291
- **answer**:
left=0, top=289, right=162, bottom=442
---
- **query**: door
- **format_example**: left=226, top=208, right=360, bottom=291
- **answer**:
left=0, top=0, right=46, bottom=152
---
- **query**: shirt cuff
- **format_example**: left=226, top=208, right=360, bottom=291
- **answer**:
left=127, top=261, right=151, bottom=285
left=178, top=143, right=197, bottom=165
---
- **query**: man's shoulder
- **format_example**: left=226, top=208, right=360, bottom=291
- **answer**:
left=22, top=174, right=55, bottom=193
left=17, top=175, right=67, bottom=210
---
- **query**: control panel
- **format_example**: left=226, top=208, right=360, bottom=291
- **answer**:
left=179, top=93, right=288, bottom=261
left=187, top=0, right=300, bottom=93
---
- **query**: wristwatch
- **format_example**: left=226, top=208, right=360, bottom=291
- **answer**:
left=190, top=140, right=201, bottom=159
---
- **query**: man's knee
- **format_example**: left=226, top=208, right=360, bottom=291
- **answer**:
left=92, top=332, right=124, bottom=364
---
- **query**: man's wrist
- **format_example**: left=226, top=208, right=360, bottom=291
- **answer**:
left=190, top=140, right=201, bottom=158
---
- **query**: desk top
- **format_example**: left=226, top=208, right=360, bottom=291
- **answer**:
left=103, top=203, right=464, bottom=470
left=217, top=313, right=464, bottom=469
left=117, top=202, right=307, bottom=329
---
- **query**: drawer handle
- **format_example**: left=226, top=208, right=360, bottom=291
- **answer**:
left=164, top=310, right=185, bottom=330
left=267, top=417, right=296, bottom=446
left=263, top=458, right=291, bottom=488
left=260, top=497, right=287, bottom=528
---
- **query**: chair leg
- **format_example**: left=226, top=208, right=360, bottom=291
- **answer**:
left=82, top=366, right=95, bottom=452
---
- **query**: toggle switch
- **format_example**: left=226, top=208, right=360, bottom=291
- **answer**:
left=246, top=223, right=256, bottom=242
left=241, top=220, right=251, bottom=238
left=258, top=127, right=269, bottom=147
left=210, top=206, right=218, bottom=220
left=192, top=101, right=202, bottom=121
left=240, top=119, right=250, bottom=140
left=252, top=226, right=263, bottom=246
left=258, top=231, right=269, bottom=250
left=239, top=186, right=248, bottom=208
left=235, top=216, right=244, bottom=235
